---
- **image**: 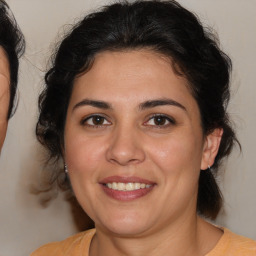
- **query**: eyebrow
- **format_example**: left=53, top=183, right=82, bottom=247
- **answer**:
left=73, top=99, right=112, bottom=111
left=139, top=98, right=186, bottom=111
left=72, top=98, right=186, bottom=112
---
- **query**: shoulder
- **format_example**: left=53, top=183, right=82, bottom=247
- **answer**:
left=208, top=228, right=256, bottom=256
left=30, top=229, right=96, bottom=256
left=227, top=229, right=256, bottom=254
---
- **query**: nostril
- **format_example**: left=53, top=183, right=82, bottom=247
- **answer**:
left=108, top=157, right=141, bottom=166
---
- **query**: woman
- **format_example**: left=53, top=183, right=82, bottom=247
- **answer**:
left=32, top=1, right=256, bottom=255
left=0, top=0, right=25, bottom=153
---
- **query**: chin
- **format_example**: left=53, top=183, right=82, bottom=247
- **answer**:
left=96, top=211, right=154, bottom=237
left=103, top=224, right=151, bottom=237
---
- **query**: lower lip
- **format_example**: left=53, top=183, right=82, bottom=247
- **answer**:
left=101, top=184, right=154, bottom=201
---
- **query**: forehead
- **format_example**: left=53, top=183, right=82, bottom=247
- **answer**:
left=71, top=50, right=198, bottom=114
left=72, top=50, right=192, bottom=102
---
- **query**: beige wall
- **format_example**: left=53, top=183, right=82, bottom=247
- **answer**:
left=0, top=0, right=255, bottom=255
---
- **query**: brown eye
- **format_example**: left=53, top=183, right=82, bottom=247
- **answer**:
left=82, top=115, right=111, bottom=127
left=91, top=116, right=105, bottom=125
left=153, top=116, right=167, bottom=126
left=145, top=114, right=175, bottom=127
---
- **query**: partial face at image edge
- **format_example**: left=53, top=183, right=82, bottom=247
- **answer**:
left=0, top=47, right=11, bottom=152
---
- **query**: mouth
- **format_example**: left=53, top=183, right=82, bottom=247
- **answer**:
left=100, top=176, right=155, bottom=201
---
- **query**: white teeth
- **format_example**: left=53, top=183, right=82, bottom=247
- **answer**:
left=134, top=183, right=141, bottom=190
left=118, top=183, right=126, bottom=191
left=126, top=183, right=134, bottom=191
left=105, top=182, right=152, bottom=191
left=112, top=182, right=117, bottom=190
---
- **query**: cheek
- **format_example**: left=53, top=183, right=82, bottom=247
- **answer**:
left=64, top=131, right=105, bottom=177
left=148, top=131, right=203, bottom=172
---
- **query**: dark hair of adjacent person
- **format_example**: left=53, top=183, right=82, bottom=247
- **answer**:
left=0, top=0, right=25, bottom=118
left=36, top=0, right=239, bottom=219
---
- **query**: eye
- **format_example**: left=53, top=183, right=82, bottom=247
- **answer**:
left=81, top=115, right=111, bottom=127
left=145, top=114, right=175, bottom=127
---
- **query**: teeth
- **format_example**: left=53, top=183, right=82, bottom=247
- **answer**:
left=118, top=183, right=126, bottom=190
left=134, top=183, right=141, bottom=190
left=112, top=182, right=117, bottom=190
left=106, top=182, right=152, bottom=191
left=140, top=183, right=146, bottom=189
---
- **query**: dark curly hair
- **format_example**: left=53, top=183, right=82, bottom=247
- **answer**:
left=0, top=0, right=25, bottom=118
left=36, top=0, right=238, bottom=219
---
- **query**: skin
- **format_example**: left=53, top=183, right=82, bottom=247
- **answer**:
left=0, top=47, right=10, bottom=153
left=64, top=50, right=223, bottom=256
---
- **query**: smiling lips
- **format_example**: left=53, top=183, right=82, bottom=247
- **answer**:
left=100, top=176, right=155, bottom=201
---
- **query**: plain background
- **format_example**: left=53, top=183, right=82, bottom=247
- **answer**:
left=0, top=0, right=255, bottom=255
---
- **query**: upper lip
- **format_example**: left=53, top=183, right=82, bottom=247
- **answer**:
left=99, top=176, right=155, bottom=184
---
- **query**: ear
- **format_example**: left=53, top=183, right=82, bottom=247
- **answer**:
left=200, top=128, right=223, bottom=170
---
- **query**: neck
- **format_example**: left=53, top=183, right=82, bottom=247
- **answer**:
left=90, top=215, right=221, bottom=256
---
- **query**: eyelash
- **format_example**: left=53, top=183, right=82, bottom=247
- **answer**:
left=80, top=114, right=176, bottom=128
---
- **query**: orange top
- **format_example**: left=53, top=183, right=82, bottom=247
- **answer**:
left=206, top=228, right=256, bottom=256
left=31, top=228, right=256, bottom=256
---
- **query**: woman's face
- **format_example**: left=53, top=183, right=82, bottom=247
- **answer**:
left=0, top=47, right=10, bottom=153
left=64, top=50, right=221, bottom=236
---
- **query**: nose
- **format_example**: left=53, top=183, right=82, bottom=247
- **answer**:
left=106, top=125, right=145, bottom=166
